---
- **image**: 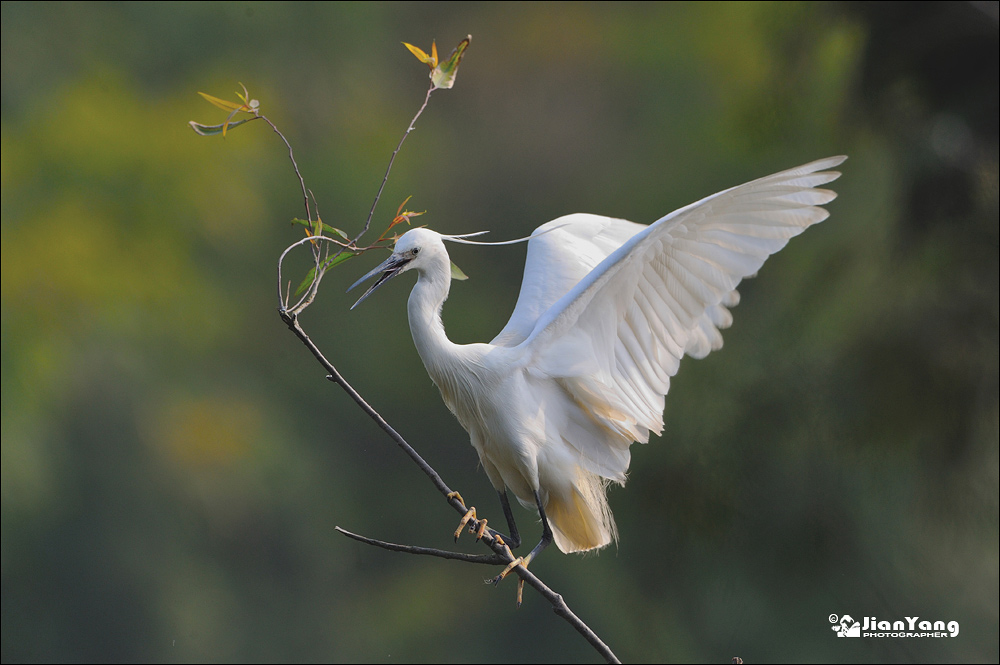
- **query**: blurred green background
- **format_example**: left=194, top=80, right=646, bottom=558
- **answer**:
left=2, top=2, right=997, bottom=662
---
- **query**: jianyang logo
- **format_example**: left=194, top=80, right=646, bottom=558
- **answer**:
left=831, top=614, right=862, bottom=637
left=829, top=614, right=960, bottom=638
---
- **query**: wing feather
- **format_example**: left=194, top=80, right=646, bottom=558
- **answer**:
left=491, top=214, right=646, bottom=347
left=517, top=156, right=845, bottom=478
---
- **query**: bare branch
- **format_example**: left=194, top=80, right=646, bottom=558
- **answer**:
left=354, top=84, right=435, bottom=243
left=278, top=311, right=453, bottom=495
left=277, top=235, right=352, bottom=315
left=259, top=114, right=312, bottom=223
left=512, top=561, right=621, bottom=664
left=334, top=527, right=618, bottom=662
left=335, top=527, right=506, bottom=564
left=273, top=83, right=437, bottom=319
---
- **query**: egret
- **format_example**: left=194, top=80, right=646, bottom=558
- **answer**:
left=350, top=156, right=846, bottom=572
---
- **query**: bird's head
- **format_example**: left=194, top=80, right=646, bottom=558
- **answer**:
left=348, top=228, right=450, bottom=309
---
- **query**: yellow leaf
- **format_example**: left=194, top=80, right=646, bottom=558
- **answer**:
left=198, top=92, right=245, bottom=112
left=402, top=42, right=436, bottom=67
left=221, top=108, right=241, bottom=137
left=396, top=195, right=413, bottom=217
left=235, top=82, right=250, bottom=106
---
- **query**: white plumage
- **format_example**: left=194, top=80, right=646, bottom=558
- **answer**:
left=351, top=156, right=845, bottom=556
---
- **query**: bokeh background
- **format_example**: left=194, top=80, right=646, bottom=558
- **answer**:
left=3, top=2, right=997, bottom=662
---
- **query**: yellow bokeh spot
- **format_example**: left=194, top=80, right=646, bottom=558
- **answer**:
left=154, top=397, right=262, bottom=468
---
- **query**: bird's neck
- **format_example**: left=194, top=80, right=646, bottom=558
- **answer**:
left=407, top=268, right=458, bottom=378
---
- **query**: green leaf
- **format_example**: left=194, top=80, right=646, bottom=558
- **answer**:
left=293, top=251, right=358, bottom=297
left=450, top=261, right=469, bottom=281
left=294, top=268, right=317, bottom=297
left=290, top=219, right=349, bottom=239
left=188, top=118, right=255, bottom=136
left=322, top=250, right=358, bottom=271
left=431, top=36, right=470, bottom=89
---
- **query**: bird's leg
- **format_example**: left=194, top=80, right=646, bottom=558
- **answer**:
left=482, top=490, right=522, bottom=549
left=450, top=490, right=524, bottom=546
left=492, top=490, right=553, bottom=585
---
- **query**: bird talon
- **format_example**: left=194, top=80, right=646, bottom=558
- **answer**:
left=516, top=579, right=525, bottom=607
left=493, top=555, right=529, bottom=585
left=453, top=507, right=477, bottom=541
left=475, top=518, right=489, bottom=541
left=446, top=491, right=465, bottom=507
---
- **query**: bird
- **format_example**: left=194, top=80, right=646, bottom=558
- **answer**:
left=349, top=155, right=846, bottom=571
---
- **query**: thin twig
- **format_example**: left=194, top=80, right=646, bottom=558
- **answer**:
left=354, top=84, right=435, bottom=243
left=334, top=526, right=617, bottom=662
left=338, top=523, right=620, bottom=664
left=277, top=235, right=348, bottom=314
left=274, top=84, right=435, bottom=319
left=335, top=527, right=505, bottom=564
left=279, top=311, right=452, bottom=495
left=259, top=114, right=312, bottom=222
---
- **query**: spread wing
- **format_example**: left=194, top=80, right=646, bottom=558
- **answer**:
left=492, top=214, right=646, bottom=347
left=492, top=215, right=739, bottom=357
left=515, top=156, right=846, bottom=479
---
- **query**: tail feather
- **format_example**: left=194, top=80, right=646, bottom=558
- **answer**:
left=545, top=468, right=618, bottom=553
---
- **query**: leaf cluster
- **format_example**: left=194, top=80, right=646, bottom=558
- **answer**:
left=189, top=38, right=470, bottom=311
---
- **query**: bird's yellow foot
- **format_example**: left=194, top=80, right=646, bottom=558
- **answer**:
left=493, top=548, right=535, bottom=581
left=453, top=506, right=477, bottom=541
left=491, top=549, right=532, bottom=607
left=493, top=555, right=528, bottom=584
left=448, top=492, right=490, bottom=542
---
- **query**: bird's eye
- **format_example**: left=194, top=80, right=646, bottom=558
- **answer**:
left=412, top=248, right=420, bottom=255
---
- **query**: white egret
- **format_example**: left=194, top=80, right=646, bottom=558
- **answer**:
left=350, top=156, right=846, bottom=570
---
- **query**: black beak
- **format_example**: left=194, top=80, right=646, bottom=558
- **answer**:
left=348, top=254, right=411, bottom=309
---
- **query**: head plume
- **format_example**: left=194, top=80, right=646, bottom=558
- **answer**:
left=439, top=223, right=569, bottom=246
